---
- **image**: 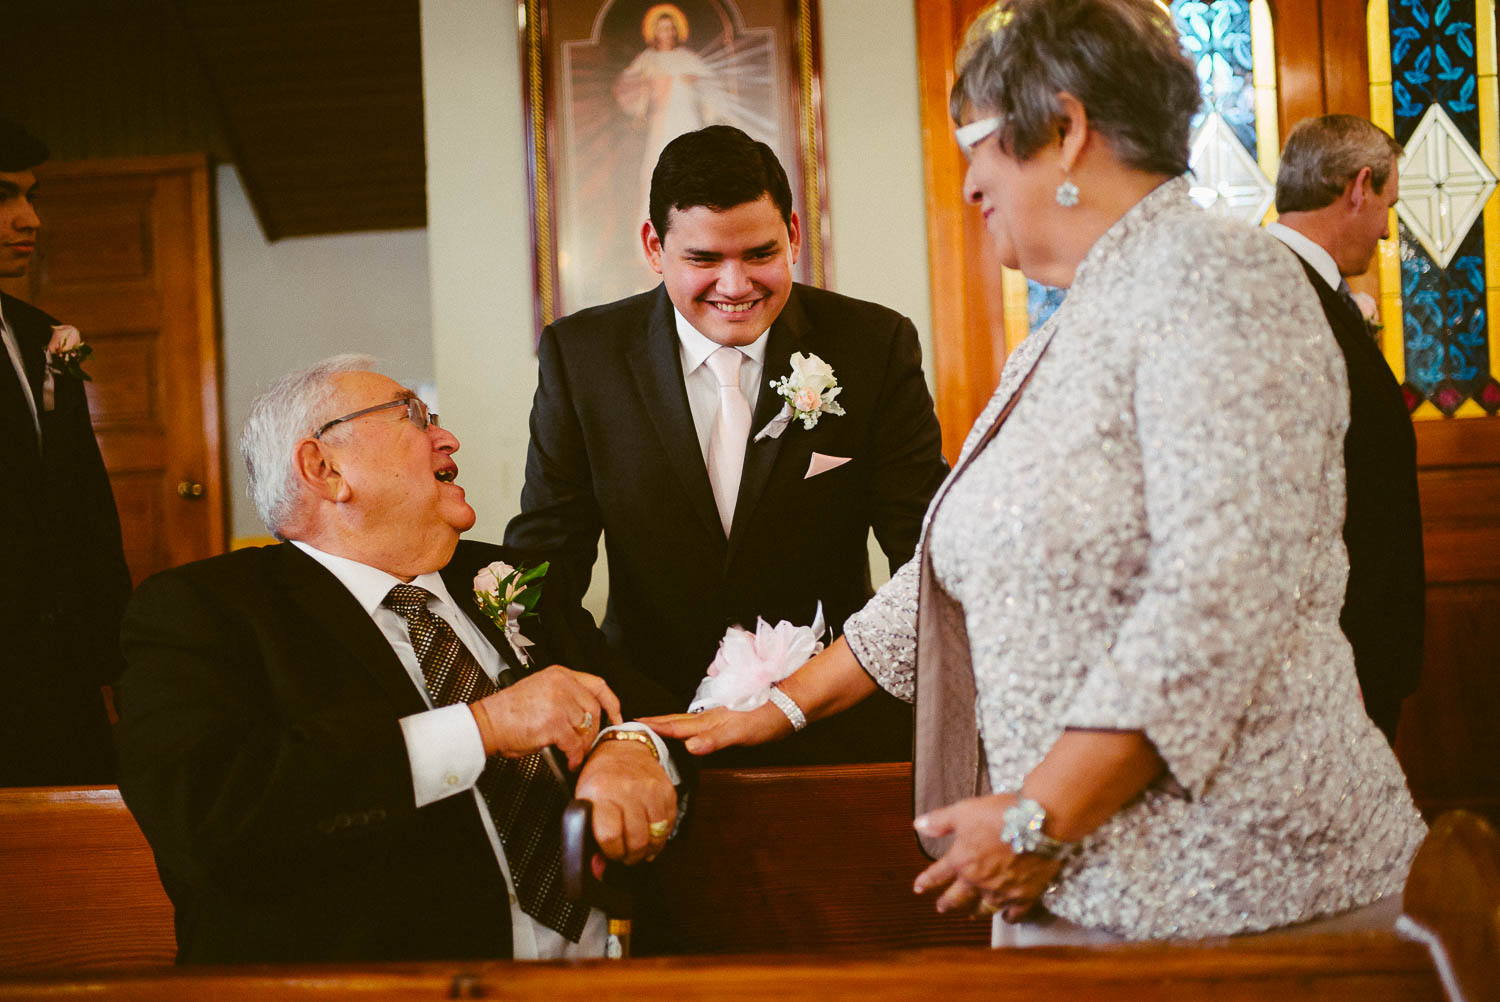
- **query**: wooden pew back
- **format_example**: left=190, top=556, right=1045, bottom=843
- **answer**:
left=0, top=786, right=174, bottom=972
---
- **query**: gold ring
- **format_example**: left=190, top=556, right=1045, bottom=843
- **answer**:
left=573, top=710, right=594, bottom=733
left=648, top=819, right=671, bottom=839
left=976, top=899, right=1000, bottom=916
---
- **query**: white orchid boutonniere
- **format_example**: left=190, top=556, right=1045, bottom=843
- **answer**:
left=472, top=559, right=548, bottom=661
left=46, top=325, right=93, bottom=382
left=753, top=351, right=846, bottom=442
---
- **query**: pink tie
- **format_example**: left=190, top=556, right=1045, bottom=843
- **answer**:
left=704, top=346, right=751, bottom=536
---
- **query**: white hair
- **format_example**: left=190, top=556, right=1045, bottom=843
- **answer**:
left=240, top=353, right=377, bottom=539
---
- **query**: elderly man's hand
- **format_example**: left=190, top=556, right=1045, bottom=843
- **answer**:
left=575, top=736, right=676, bottom=865
left=470, top=665, right=621, bottom=771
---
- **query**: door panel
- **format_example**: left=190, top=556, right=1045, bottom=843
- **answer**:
left=0, top=154, right=225, bottom=583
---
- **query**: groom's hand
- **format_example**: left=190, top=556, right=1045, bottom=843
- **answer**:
left=576, top=738, right=676, bottom=864
left=470, top=666, right=621, bottom=770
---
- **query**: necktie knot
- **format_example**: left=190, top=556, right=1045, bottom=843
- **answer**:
left=383, top=583, right=431, bottom=619
left=705, top=346, right=743, bottom=388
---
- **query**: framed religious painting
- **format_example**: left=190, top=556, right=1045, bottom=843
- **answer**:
left=520, top=0, right=831, bottom=330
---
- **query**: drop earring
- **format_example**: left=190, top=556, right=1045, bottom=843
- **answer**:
left=1055, top=175, right=1080, bottom=207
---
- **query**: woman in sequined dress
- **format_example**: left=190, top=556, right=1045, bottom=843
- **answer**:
left=645, top=0, right=1426, bottom=944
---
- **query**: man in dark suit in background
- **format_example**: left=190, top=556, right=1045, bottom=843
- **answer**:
left=1267, top=114, right=1425, bottom=744
left=116, top=355, right=684, bottom=962
left=0, top=118, right=131, bottom=785
left=506, top=126, right=948, bottom=766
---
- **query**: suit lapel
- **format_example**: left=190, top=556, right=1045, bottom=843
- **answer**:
left=275, top=544, right=430, bottom=715
left=724, top=288, right=806, bottom=566
left=625, top=286, right=724, bottom=542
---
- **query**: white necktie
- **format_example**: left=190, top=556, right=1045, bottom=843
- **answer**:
left=704, top=346, right=751, bottom=536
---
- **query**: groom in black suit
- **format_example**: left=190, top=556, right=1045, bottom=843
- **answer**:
left=506, top=126, right=948, bottom=765
left=0, top=119, right=132, bottom=785
left=116, top=356, right=685, bottom=962
left=1268, top=114, right=1425, bottom=744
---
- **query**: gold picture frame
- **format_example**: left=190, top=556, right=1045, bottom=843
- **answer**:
left=520, top=0, right=831, bottom=332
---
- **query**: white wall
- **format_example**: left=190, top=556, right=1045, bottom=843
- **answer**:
left=420, top=0, right=932, bottom=596
left=218, top=164, right=434, bottom=540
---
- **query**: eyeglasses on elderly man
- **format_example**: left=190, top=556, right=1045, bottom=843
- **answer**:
left=313, top=395, right=438, bottom=439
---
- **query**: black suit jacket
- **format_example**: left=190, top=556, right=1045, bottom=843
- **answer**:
left=1295, top=259, right=1425, bottom=742
left=0, top=292, right=131, bottom=785
left=505, top=283, right=948, bottom=765
left=115, top=539, right=685, bottom=964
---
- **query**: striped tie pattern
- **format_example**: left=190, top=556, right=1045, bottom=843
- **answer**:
left=384, top=583, right=587, bottom=941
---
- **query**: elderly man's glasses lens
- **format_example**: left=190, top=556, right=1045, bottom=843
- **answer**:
left=955, top=116, right=1001, bottom=159
left=313, top=397, right=438, bottom=439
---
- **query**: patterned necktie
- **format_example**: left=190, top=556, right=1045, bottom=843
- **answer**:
left=705, top=346, right=751, bottom=536
left=383, top=583, right=588, bottom=941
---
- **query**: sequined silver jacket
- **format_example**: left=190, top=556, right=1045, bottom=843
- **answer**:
left=845, top=177, right=1426, bottom=939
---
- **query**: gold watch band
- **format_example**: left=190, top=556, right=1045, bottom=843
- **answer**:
left=595, top=728, right=660, bottom=761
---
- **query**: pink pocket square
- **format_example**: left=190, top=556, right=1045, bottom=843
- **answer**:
left=805, top=453, right=852, bottom=479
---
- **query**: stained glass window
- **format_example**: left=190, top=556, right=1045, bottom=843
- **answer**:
left=1369, top=0, right=1499, bottom=418
left=1012, top=0, right=1278, bottom=334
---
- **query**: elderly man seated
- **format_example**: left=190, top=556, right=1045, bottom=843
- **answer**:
left=116, top=354, right=683, bottom=963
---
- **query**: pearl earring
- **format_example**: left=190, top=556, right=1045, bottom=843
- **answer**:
left=1055, top=176, right=1080, bottom=207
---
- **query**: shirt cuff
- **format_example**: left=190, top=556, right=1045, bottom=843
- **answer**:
left=401, top=703, right=488, bottom=807
left=594, top=721, right=681, bottom=787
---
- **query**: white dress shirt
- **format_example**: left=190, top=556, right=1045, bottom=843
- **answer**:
left=292, top=540, right=676, bottom=959
left=1265, top=221, right=1342, bottom=291
left=0, top=298, right=41, bottom=437
left=674, top=307, right=770, bottom=459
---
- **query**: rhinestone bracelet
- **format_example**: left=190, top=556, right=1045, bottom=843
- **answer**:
left=767, top=684, right=807, bottom=732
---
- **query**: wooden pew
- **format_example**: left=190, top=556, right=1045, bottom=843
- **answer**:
left=0, top=768, right=1494, bottom=1000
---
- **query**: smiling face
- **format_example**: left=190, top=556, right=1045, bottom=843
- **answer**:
left=0, top=169, right=40, bottom=279
left=318, top=370, right=474, bottom=576
left=643, top=195, right=800, bottom=347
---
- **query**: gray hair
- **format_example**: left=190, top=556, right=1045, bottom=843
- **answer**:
left=240, top=353, right=377, bottom=539
left=950, top=0, right=1200, bottom=175
left=1275, top=115, right=1403, bottom=213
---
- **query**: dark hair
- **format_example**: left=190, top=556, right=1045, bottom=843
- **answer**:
left=950, top=0, right=1200, bottom=176
left=0, top=118, right=49, bottom=172
left=1275, top=115, right=1403, bottom=213
left=648, top=125, right=794, bottom=239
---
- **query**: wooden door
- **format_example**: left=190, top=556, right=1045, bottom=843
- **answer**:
left=0, top=154, right=225, bottom=584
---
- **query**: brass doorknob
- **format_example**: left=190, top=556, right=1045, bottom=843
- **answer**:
left=176, top=480, right=205, bottom=499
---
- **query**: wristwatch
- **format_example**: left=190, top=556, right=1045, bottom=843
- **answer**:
left=1000, top=797, right=1079, bottom=860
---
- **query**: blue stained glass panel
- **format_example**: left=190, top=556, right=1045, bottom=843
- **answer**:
left=1386, top=0, right=1491, bottom=412
left=1023, top=0, right=1261, bottom=331
left=1175, top=0, right=1258, bottom=158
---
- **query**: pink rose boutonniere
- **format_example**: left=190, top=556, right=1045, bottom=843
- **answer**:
left=754, top=352, right=846, bottom=442
left=473, top=559, right=548, bottom=662
left=1351, top=291, right=1383, bottom=341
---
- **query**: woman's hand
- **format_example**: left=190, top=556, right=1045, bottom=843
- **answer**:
left=912, top=794, right=1064, bottom=921
left=637, top=701, right=793, bottom=755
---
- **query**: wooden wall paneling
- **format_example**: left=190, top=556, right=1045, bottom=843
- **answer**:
left=915, top=0, right=1010, bottom=463
left=1320, top=0, right=1374, bottom=115
left=1272, top=0, right=1328, bottom=137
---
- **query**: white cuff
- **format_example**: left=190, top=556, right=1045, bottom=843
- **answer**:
left=401, top=703, right=487, bottom=807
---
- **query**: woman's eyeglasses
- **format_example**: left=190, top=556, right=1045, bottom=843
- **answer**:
left=955, top=116, right=1001, bottom=160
